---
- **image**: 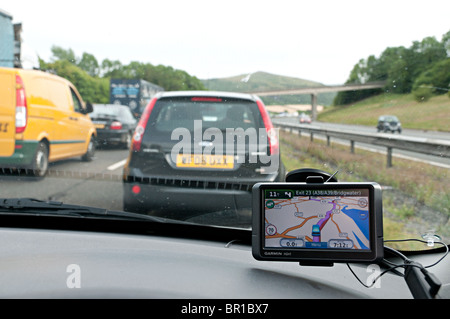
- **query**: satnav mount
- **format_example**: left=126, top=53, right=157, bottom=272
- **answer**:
left=285, top=168, right=339, bottom=184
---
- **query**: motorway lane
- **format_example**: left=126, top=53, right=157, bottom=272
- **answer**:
left=0, top=148, right=129, bottom=212
left=276, top=117, right=450, bottom=140
left=314, top=121, right=450, bottom=141
left=274, top=117, right=450, bottom=167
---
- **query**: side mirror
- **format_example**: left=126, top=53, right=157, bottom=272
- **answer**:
left=84, top=102, right=94, bottom=114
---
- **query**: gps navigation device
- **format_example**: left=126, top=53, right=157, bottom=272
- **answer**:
left=252, top=182, right=384, bottom=264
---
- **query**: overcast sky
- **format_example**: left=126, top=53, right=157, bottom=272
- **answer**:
left=2, top=0, right=449, bottom=84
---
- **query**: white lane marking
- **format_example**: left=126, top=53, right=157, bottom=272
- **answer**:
left=354, top=144, right=450, bottom=169
left=107, top=159, right=127, bottom=171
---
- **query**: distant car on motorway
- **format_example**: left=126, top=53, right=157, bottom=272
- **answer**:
left=299, top=113, right=312, bottom=124
left=376, top=115, right=402, bottom=133
left=89, top=104, right=137, bottom=148
left=123, top=91, right=286, bottom=220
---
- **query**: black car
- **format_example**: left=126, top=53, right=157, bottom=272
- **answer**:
left=89, top=104, right=137, bottom=148
left=123, top=91, right=286, bottom=222
left=376, top=115, right=402, bottom=133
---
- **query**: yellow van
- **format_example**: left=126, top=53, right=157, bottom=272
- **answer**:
left=0, top=67, right=97, bottom=177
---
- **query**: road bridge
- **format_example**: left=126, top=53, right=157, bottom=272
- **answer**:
left=247, top=81, right=386, bottom=120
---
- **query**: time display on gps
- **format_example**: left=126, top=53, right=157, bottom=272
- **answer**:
left=264, top=188, right=371, bottom=251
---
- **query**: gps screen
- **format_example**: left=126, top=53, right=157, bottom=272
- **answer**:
left=264, top=188, right=371, bottom=251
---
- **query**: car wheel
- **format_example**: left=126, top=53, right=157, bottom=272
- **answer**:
left=29, top=142, right=49, bottom=178
left=82, top=136, right=96, bottom=161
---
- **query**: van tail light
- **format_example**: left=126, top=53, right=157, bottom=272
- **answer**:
left=110, top=121, right=123, bottom=130
left=256, top=99, right=279, bottom=156
left=132, top=97, right=158, bottom=151
left=15, top=75, right=28, bottom=133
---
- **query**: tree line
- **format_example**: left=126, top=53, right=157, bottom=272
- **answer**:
left=334, top=30, right=450, bottom=105
left=38, top=46, right=206, bottom=103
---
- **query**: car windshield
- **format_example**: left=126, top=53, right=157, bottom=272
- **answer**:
left=0, top=0, right=449, bottom=252
left=380, top=116, right=398, bottom=122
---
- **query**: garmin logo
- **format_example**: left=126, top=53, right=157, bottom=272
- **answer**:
left=264, top=252, right=283, bottom=256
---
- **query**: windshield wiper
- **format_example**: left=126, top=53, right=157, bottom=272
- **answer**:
left=0, top=198, right=252, bottom=244
left=0, top=198, right=177, bottom=223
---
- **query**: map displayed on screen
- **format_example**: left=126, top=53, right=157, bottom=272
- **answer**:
left=264, top=188, right=370, bottom=250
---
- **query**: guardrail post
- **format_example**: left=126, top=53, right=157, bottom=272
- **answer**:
left=350, top=140, right=355, bottom=154
left=310, top=132, right=314, bottom=142
left=327, top=136, right=330, bottom=146
left=311, top=93, right=318, bottom=121
left=387, top=147, right=393, bottom=168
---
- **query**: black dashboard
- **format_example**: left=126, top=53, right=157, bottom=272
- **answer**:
left=0, top=217, right=449, bottom=300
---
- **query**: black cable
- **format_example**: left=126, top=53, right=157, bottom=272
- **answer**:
left=384, top=239, right=449, bottom=268
left=383, top=245, right=411, bottom=262
left=347, top=238, right=449, bottom=291
left=347, top=261, right=426, bottom=289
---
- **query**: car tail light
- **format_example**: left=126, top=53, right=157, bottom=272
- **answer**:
left=15, top=75, right=28, bottom=133
left=132, top=97, right=158, bottom=151
left=256, top=99, right=279, bottom=155
left=110, top=121, right=123, bottom=130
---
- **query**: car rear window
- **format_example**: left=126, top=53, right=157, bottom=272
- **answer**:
left=147, top=97, right=263, bottom=134
left=91, top=105, right=122, bottom=116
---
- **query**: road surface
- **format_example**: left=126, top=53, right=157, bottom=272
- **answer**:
left=0, top=148, right=128, bottom=211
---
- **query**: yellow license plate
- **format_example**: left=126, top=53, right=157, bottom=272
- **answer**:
left=94, top=124, right=105, bottom=129
left=176, top=154, right=234, bottom=169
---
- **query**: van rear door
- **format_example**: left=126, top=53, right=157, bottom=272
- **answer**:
left=0, top=70, right=16, bottom=157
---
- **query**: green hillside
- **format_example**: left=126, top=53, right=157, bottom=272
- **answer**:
left=202, top=71, right=336, bottom=106
left=318, top=93, right=450, bottom=132
left=202, top=71, right=322, bottom=91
